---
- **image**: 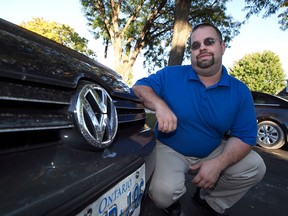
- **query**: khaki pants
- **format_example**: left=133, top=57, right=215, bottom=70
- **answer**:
left=149, top=140, right=266, bottom=213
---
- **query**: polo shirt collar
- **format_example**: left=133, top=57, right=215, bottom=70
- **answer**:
left=188, top=65, right=230, bottom=87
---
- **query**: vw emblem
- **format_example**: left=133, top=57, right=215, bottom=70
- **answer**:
left=74, top=83, right=118, bottom=149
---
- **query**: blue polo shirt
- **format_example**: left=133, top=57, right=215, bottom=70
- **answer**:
left=134, top=65, right=257, bottom=158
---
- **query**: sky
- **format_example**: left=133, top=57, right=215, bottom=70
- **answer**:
left=1, top=0, right=287, bottom=83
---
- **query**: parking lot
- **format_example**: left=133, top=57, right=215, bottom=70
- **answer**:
left=145, top=146, right=288, bottom=216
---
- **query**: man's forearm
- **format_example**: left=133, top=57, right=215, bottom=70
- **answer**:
left=132, top=85, right=164, bottom=111
left=216, top=137, right=253, bottom=171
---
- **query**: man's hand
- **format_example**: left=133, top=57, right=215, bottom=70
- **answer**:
left=189, top=137, right=253, bottom=189
left=189, top=158, right=222, bottom=189
left=155, top=103, right=177, bottom=133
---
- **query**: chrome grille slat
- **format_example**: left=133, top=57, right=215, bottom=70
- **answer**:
left=113, top=98, right=146, bottom=125
left=117, top=113, right=146, bottom=123
left=0, top=112, right=73, bottom=132
left=0, top=80, right=72, bottom=104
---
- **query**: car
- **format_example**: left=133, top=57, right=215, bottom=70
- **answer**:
left=277, top=80, right=288, bottom=100
left=0, top=18, right=155, bottom=216
left=252, top=91, right=288, bottom=149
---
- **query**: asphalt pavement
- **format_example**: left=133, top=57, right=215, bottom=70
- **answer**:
left=144, top=146, right=288, bottom=216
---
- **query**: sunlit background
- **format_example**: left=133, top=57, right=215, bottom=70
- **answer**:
left=1, top=0, right=287, bottom=83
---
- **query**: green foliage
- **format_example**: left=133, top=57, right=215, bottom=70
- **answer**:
left=80, top=0, right=242, bottom=78
left=243, top=0, right=288, bottom=30
left=230, top=51, right=286, bottom=94
left=146, top=112, right=156, bottom=129
left=20, top=17, right=96, bottom=58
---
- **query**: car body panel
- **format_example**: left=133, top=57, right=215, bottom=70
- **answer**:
left=252, top=91, right=288, bottom=148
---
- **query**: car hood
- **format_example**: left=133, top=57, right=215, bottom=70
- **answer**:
left=0, top=18, right=129, bottom=93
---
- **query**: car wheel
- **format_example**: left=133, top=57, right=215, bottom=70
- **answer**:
left=257, top=120, right=286, bottom=149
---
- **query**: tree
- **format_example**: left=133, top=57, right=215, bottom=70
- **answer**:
left=20, top=17, right=96, bottom=58
left=168, top=0, right=191, bottom=66
left=169, top=0, right=241, bottom=66
left=80, top=0, right=241, bottom=84
left=229, top=51, right=286, bottom=95
left=243, top=0, right=288, bottom=31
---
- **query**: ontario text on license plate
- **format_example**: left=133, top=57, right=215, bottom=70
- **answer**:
left=77, top=164, right=145, bottom=216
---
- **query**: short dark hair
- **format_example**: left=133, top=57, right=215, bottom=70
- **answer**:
left=189, top=23, right=223, bottom=46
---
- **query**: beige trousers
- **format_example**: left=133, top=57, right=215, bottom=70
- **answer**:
left=149, top=140, right=266, bottom=213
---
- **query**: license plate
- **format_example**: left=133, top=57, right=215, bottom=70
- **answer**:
left=76, top=164, right=145, bottom=216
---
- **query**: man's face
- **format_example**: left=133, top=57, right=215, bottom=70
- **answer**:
left=190, top=26, right=225, bottom=76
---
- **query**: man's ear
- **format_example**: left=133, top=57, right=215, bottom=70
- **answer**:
left=221, top=42, right=226, bottom=55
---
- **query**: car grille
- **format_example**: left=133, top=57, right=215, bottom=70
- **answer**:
left=0, top=78, right=146, bottom=154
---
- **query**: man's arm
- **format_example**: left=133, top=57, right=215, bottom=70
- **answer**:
left=191, top=137, right=252, bottom=189
left=215, top=136, right=253, bottom=169
left=132, top=85, right=177, bottom=133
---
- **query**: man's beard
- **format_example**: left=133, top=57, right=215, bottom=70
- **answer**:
left=196, top=56, right=215, bottom=69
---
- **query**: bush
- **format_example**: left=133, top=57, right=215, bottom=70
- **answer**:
left=146, top=112, right=156, bottom=129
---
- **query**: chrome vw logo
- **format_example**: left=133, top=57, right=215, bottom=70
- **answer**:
left=74, top=83, right=118, bottom=149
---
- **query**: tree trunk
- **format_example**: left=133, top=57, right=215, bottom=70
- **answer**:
left=168, top=0, right=192, bottom=66
left=113, top=47, right=136, bottom=85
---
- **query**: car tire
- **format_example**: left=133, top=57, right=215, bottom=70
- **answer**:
left=257, top=120, right=286, bottom=149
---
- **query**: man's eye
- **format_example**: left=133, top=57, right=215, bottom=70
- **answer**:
left=191, top=42, right=200, bottom=50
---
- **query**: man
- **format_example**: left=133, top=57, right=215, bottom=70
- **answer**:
left=132, top=23, right=266, bottom=216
